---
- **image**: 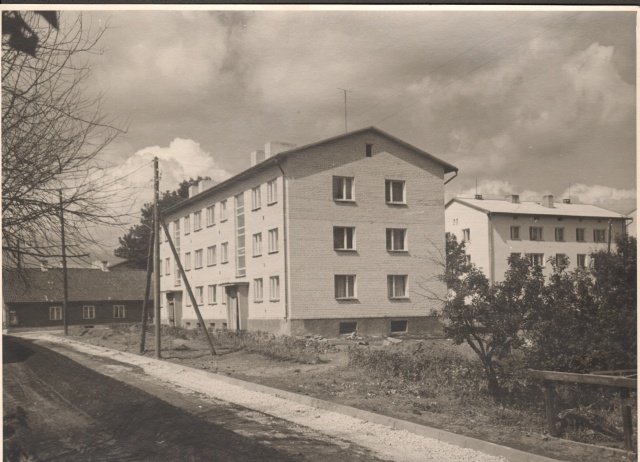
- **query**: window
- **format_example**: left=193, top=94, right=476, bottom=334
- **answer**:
left=193, top=211, right=202, bottom=231
left=184, top=252, right=191, bottom=270
left=83, top=305, right=95, bottom=319
left=529, top=227, right=543, bottom=241
left=221, top=286, right=226, bottom=305
left=510, top=252, right=522, bottom=258
left=208, top=285, right=217, bottom=304
left=385, top=180, right=405, bottom=204
left=335, top=275, right=356, bottom=299
left=207, top=245, right=217, bottom=266
left=253, top=233, right=262, bottom=257
left=339, top=322, right=357, bottom=334
left=206, top=205, right=216, bottom=226
left=334, top=227, right=355, bottom=250
left=390, top=320, right=408, bottom=333
left=173, top=220, right=180, bottom=248
left=386, top=228, right=407, bottom=251
left=221, top=243, right=228, bottom=263
left=254, top=278, right=263, bottom=302
left=196, top=286, right=203, bottom=305
left=528, top=253, right=544, bottom=266
left=555, top=254, right=566, bottom=266
left=194, top=249, right=203, bottom=269
left=268, top=228, right=279, bottom=253
left=184, top=215, right=191, bottom=234
left=365, top=143, right=373, bottom=157
left=462, top=228, right=471, bottom=242
left=510, top=226, right=520, bottom=240
left=220, top=200, right=228, bottom=221
left=388, top=275, right=408, bottom=299
left=555, top=228, right=564, bottom=242
left=576, top=228, right=586, bottom=242
left=113, top=305, right=125, bottom=319
left=267, top=179, right=277, bottom=205
left=165, top=257, right=170, bottom=275
left=251, top=186, right=261, bottom=210
left=333, top=176, right=354, bottom=201
left=49, top=306, right=62, bottom=320
left=577, top=254, right=587, bottom=268
left=594, top=229, right=606, bottom=242
left=269, top=276, right=280, bottom=302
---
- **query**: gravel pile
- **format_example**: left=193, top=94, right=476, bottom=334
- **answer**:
left=28, top=334, right=507, bottom=462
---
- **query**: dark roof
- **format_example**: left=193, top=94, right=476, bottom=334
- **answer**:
left=2, top=268, right=150, bottom=304
left=163, top=126, right=458, bottom=216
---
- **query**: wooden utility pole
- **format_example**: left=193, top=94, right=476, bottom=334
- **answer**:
left=139, top=229, right=154, bottom=354
left=160, top=218, right=217, bottom=356
left=607, top=219, right=612, bottom=253
left=153, top=157, right=161, bottom=358
left=59, top=189, right=69, bottom=336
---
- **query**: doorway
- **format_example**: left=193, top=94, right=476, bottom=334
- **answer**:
left=225, top=285, right=248, bottom=331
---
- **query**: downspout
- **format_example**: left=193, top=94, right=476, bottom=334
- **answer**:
left=275, top=157, right=290, bottom=322
left=487, top=212, right=495, bottom=284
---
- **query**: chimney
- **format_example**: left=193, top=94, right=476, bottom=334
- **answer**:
left=199, top=179, right=215, bottom=192
left=188, top=183, right=199, bottom=198
left=40, top=259, right=48, bottom=272
left=250, top=150, right=265, bottom=167
left=542, top=195, right=554, bottom=208
left=505, top=194, right=520, bottom=204
left=101, top=261, right=109, bottom=272
left=563, top=198, right=571, bottom=204
left=264, top=141, right=296, bottom=159
left=475, top=194, right=483, bottom=200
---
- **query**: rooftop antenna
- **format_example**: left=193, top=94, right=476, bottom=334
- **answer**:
left=338, top=88, right=352, bottom=133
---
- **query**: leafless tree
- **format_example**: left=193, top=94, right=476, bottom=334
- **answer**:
left=2, top=12, right=128, bottom=270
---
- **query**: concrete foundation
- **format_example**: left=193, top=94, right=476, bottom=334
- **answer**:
left=290, top=316, right=443, bottom=338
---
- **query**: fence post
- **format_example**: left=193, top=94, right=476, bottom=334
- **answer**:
left=543, top=380, right=557, bottom=437
left=619, top=387, right=633, bottom=451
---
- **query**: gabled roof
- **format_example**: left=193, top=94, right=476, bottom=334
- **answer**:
left=164, top=127, right=457, bottom=216
left=2, top=268, right=150, bottom=304
left=446, top=197, right=626, bottom=219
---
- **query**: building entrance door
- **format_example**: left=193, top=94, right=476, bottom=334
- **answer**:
left=225, top=285, right=248, bottom=331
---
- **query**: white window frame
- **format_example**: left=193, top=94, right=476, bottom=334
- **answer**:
left=165, top=257, right=170, bottom=275
left=184, top=215, right=191, bottom=235
left=555, top=227, right=564, bottom=242
left=386, top=228, right=407, bottom=251
left=193, top=210, right=202, bottom=231
left=251, top=186, right=262, bottom=211
left=49, top=306, right=62, bottom=320
left=335, top=275, right=356, bottom=300
left=194, top=249, right=203, bottom=269
left=576, top=228, right=586, bottom=242
left=254, top=278, right=263, bottom=302
left=220, top=200, right=228, bottom=222
left=113, top=305, right=126, bottom=319
left=83, top=305, right=95, bottom=319
left=221, top=242, right=229, bottom=263
left=206, top=205, right=216, bottom=227
left=334, top=226, right=355, bottom=250
left=267, top=179, right=278, bottom=205
left=594, top=229, right=606, bottom=243
left=529, top=227, right=543, bottom=241
left=529, top=253, right=545, bottom=266
left=253, top=233, right=262, bottom=257
left=207, top=245, right=217, bottom=266
left=462, top=228, right=471, bottom=242
left=332, top=176, right=354, bottom=202
left=184, top=252, right=191, bottom=271
left=196, top=286, right=204, bottom=305
left=268, top=228, right=279, bottom=254
left=385, top=179, right=405, bottom=204
left=208, top=284, right=217, bottom=304
left=577, top=254, right=587, bottom=268
left=388, top=275, right=408, bottom=299
left=510, top=226, right=520, bottom=240
left=269, top=276, right=280, bottom=302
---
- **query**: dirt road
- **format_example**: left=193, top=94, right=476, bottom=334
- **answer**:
left=3, top=335, right=390, bottom=461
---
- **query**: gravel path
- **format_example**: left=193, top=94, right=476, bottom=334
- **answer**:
left=22, top=333, right=508, bottom=462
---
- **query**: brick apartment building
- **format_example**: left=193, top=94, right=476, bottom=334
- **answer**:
left=445, top=195, right=628, bottom=283
left=159, top=127, right=457, bottom=337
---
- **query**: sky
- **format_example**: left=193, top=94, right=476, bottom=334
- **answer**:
left=52, top=7, right=637, bottom=262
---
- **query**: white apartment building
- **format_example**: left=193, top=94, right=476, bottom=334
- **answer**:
left=159, top=127, right=457, bottom=337
left=445, top=194, right=627, bottom=283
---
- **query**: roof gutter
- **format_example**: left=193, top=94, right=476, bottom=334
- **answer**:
left=444, top=170, right=458, bottom=185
